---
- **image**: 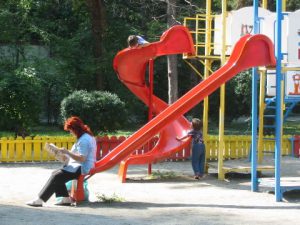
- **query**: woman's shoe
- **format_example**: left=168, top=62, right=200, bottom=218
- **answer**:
left=26, top=198, right=43, bottom=207
left=55, top=197, right=73, bottom=206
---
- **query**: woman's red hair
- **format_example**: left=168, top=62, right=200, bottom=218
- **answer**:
left=64, top=116, right=94, bottom=138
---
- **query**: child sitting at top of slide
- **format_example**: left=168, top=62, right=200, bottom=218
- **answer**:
left=127, top=35, right=150, bottom=49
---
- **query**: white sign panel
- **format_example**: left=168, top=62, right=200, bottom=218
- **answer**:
left=213, top=14, right=231, bottom=55
left=287, top=10, right=300, bottom=64
left=286, top=69, right=300, bottom=97
left=260, top=13, right=289, bottom=62
left=230, top=7, right=271, bottom=48
left=266, top=70, right=276, bottom=96
left=213, top=7, right=272, bottom=55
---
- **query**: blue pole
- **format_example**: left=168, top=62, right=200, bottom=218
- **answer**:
left=275, top=0, right=283, bottom=202
left=251, top=0, right=259, bottom=192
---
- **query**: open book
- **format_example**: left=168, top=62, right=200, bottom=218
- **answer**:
left=45, top=143, right=69, bottom=164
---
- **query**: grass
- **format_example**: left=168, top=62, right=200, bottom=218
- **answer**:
left=0, top=125, right=134, bottom=138
left=208, top=118, right=300, bottom=136
left=1, top=115, right=300, bottom=138
left=96, top=193, right=125, bottom=203
left=208, top=121, right=252, bottom=135
left=146, top=170, right=177, bottom=180
left=283, top=121, right=300, bottom=135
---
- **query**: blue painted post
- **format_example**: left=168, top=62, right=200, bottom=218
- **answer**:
left=275, top=0, right=283, bottom=202
left=251, top=0, right=259, bottom=192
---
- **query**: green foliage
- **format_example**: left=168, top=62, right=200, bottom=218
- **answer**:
left=2, top=0, right=297, bottom=134
left=287, top=0, right=300, bottom=11
left=0, top=66, right=42, bottom=135
left=229, top=70, right=252, bottom=119
left=33, top=58, right=70, bottom=124
left=61, top=90, right=127, bottom=134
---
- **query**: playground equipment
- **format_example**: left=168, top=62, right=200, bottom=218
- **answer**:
left=70, top=25, right=275, bottom=202
left=258, top=1, right=300, bottom=202
left=183, top=4, right=277, bottom=181
left=183, top=0, right=300, bottom=202
left=70, top=0, right=300, bottom=203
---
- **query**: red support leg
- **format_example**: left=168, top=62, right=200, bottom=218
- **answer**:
left=70, top=175, right=85, bottom=203
left=118, top=161, right=128, bottom=183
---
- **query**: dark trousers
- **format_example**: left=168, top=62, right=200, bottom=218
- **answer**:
left=39, top=167, right=81, bottom=202
left=191, top=143, right=206, bottom=176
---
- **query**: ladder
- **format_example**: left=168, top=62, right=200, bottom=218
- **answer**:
left=263, top=97, right=300, bottom=133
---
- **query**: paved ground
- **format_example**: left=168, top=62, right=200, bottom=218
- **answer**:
left=1, top=156, right=300, bottom=225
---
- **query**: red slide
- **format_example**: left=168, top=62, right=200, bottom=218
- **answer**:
left=93, top=25, right=276, bottom=179
left=72, top=25, right=276, bottom=202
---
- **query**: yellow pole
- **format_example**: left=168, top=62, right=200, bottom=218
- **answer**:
left=282, top=0, right=286, bottom=12
left=258, top=70, right=266, bottom=163
left=203, top=0, right=213, bottom=174
left=281, top=0, right=286, bottom=150
left=218, top=0, right=227, bottom=180
left=195, top=14, right=199, bottom=56
left=203, top=0, right=212, bottom=141
left=262, top=0, right=267, bottom=8
left=281, top=79, right=284, bottom=135
left=257, top=0, right=269, bottom=164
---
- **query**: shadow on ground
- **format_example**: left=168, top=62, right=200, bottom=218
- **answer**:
left=78, top=200, right=300, bottom=210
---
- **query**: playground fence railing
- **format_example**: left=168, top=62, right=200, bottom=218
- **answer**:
left=0, top=135, right=292, bottom=163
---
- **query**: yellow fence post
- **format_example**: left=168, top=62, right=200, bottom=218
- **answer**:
left=24, top=136, right=33, bottom=161
left=15, top=136, right=24, bottom=162
left=41, top=136, right=49, bottom=161
left=8, top=137, right=15, bottom=162
left=231, top=136, right=237, bottom=159
left=33, top=136, right=42, bottom=162
left=1, top=137, right=8, bottom=162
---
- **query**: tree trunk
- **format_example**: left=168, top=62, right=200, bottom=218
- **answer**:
left=167, top=0, right=178, bottom=104
left=86, top=0, right=106, bottom=90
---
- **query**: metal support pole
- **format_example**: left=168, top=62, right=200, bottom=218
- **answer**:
left=251, top=0, right=259, bottom=192
left=148, top=59, right=154, bottom=175
left=275, top=0, right=283, bottom=202
left=217, top=0, right=227, bottom=180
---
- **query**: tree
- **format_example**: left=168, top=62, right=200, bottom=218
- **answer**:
left=85, top=0, right=106, bottom=90
left=166, top=0, right=179, bottom=104
left=0, top=67, right=42, bottom=136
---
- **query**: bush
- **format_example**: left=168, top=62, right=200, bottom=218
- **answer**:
left=61, top=90, right=127, bottom=133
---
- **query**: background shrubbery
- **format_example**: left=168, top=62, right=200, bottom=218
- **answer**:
left=0, top=1, right=299, bottom=136
left=61, top=90, right=127, bottom=134
left=0, top=67, right=42, bottom=136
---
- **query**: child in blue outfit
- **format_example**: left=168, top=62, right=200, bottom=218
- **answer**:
left=127, top=35, right=150, bottom=48
left=177, top=118, right=206, bottom=179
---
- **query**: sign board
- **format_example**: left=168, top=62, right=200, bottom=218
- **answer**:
left=214, top=7, right=271, bottom=55
left=286, top=69, right=300, bottom=97
left=212, top=7, right=300, bottom=99
left=287, top=10, right=300, bottom=64
left=213, top=14, right=231, bottom=55
left=213, top=7, right=291, bottom=58
left=266, top=70, right=276, bottom=96
left=260, top=13, right=289, bottom=62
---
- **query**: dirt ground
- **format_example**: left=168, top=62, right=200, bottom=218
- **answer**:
left=1, top=156, right=300, bottom=225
